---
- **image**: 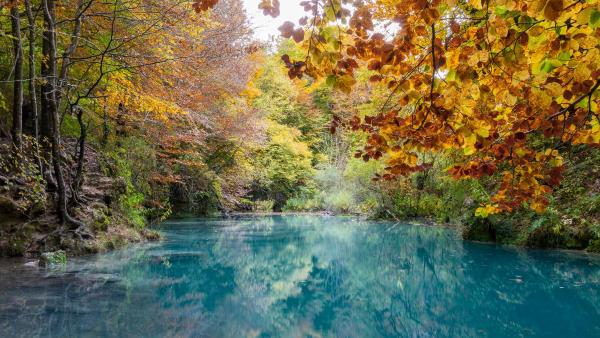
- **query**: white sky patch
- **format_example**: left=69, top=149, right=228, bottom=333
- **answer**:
left=243, top=0, right=306, bottom=41
left=242, top=1, right=402, bottom=44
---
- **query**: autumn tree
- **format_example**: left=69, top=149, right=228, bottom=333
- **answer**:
left=198, top=0, right=600, bottom=216
left=96, top=0, right=264, bottom=212
left=0, top=0, right=260, bottom=230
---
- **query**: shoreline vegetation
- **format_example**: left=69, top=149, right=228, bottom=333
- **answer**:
left=1, top=0, right=600, bottom=260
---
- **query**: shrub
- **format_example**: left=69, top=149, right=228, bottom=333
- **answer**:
left=323, top=190, right=354, bottom=213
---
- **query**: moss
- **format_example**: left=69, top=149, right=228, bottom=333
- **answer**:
left=39, top=250, right=67, bottom=267
left=92, top=209, right=111, bottom=232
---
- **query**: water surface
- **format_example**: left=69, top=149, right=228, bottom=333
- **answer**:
left=1, top=215, right=600, bottom=337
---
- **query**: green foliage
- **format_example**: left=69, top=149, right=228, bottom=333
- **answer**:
left=60, top=114, right=83, bottom=139
left=91, top=205, right=111, bottom=232
left=283, top=186, right=319, bottom=211
left=115, top=137, right=159, bottom=197
left=253, top=51, right=327, bottom=152
left=103, top=138, right=158, bottom=229
left=283, top=159, right=382, bottom=214
left=119, top=192, right=146, bottom=230
left=250, top=121, right=314, bottom=210
left=284, top=196, right=320, bottom=212
left=187, top=177, right=222, bottom=216
left=375, top=158, right=478, bottom=223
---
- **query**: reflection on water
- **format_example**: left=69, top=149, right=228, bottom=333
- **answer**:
left=1, top=215, right=600, bottom=337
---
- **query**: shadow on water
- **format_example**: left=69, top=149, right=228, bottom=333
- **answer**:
left=1, top=215, right=600, bottom=337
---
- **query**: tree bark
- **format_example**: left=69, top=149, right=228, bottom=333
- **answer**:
left=10, top=6, right=24, bottom=148
left=40, top=0, right=56, bottom=191
left=73, top=106, right=86, bottom=201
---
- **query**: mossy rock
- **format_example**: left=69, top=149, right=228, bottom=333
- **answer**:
left=39, top=250, right=67, bottom=267
left=92, top=209, right=111, bottom=232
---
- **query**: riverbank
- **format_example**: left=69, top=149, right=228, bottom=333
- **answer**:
left=0, top=138, right=161, bottom=258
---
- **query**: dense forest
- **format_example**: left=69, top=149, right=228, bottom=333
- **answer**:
left=0, top=0, right=599, bottom=257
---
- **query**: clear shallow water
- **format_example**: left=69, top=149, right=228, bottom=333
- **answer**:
left=1, top=216, right=600, bottom=338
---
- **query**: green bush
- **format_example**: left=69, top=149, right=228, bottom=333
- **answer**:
left=284, top=196, right=319, bottom=211
left=104, top=139, right=154, bottom=229
left=323, top=190, right=354, bottom=213
left=119, top=192, right=146, bottom=229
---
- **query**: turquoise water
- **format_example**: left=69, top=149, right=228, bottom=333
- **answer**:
left=1, top=215, right=600, bottom=337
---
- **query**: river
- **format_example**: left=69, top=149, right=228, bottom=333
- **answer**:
left=1, top=215, right=599, bottom=337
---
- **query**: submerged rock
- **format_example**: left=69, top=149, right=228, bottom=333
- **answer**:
left=38, top=250, right=67, bottom=267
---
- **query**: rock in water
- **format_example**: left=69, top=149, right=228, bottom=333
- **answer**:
left=38, top=250, right=67, bottom=267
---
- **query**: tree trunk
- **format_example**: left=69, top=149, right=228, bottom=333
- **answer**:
left=42, top=0, right=84, bottom=229
left=40, top=0, right=54, bottom=185
left=10, top=6, right=24, bottom=148
left=25, top=0, right=43, bottom=171
left=102, top=98, right=109, bottom=146
left=73, top=106, right=86, bottom=201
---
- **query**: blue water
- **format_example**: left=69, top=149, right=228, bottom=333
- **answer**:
left=1, top=216, right=600, bottom=337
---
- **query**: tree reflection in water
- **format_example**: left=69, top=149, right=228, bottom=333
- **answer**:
left=1, top=215, right=599, bottom=337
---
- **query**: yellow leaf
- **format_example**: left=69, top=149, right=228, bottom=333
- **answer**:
left=514, top=70, right=530, bottom=82
left=468, top=0, right=483, bottom=10
left=573, top=63, right=591, bottom=82
left=475, top=204, right=501, bottom=217
left=462, top=131, right=477, bottom=155
left=545, top=82, right=563, bottom=97
left=529, top=26, right=545, bottom=37
left=475, top=124, right=490, bottom=138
